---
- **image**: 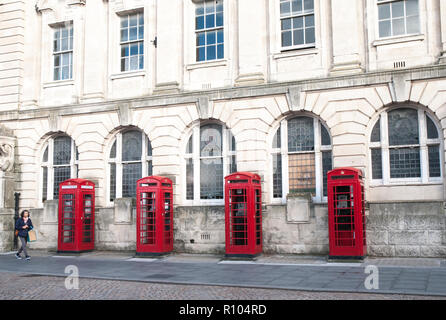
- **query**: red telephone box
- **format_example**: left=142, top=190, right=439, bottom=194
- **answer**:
left=327, top=168, right=366, bottom=259
left=136, top=176, right=173, bottom=256
left=57, top=179, right=95, bottom=253
left=225, top=172, right=262, bottom=258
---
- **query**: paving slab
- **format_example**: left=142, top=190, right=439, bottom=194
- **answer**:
left=1, top=250, right=445, bottom=296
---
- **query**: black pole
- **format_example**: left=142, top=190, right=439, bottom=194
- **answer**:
left=13, top=192, right=20, bottom=250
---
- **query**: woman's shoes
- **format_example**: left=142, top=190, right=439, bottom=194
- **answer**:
left=25, top=256, right=31, bottom=261
left=15, top=253, right=22, bottom=260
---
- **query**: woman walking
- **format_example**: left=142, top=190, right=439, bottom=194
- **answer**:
left=15, top=210, right=33, bottom=261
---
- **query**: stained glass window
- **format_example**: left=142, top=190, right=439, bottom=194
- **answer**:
left=185, top=123, right=236, bottom=202
left=41, top=135, right=77, bottom=202
left=272, top=116, right=332, bottom=201
left=108, top=129, right=152, bottom=200
left=370, top=108, right=442, bottom=182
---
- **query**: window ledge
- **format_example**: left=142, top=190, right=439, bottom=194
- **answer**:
left=369, top=181, right=443, bottom=188
left=273, top=47, right=318, bottom=60
left=43, top=79, right=75, bottom=88
left=110, top=70, right=146, bottom=80
left=372, top=34, right=425, bottom=47
left=186, top=59, right=228, bottom=71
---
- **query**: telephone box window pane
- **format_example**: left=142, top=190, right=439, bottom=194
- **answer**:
left=288, top=153, right=316, bottom=195
left=53, top=136, right=72, bottom=165
left=186, top=158, right=194, bottom=200
left=287, top=117, right=314, bottom=152
left=322, top=151, right=332, bottom=197
left=426, top=116, right=439, bottom=139
left=42, top=167, right=48, bottom=202
left=371, top=148, right=383, bottom=179
left=200, top=158, right=223, bottom=199
left=428, top=145, right=441, bottom=178
left=200, top=124, right=222, bottom=157
left=388, top=108, right=419, bottom=146
left=122, top=162, right=142, bottom=198
left=371, top=119, right=381, bottom=142
left=53, top=166, right=71, bottom=198
left=389, top=147, right=421, bottom=178
left=186, top=135, right=193, bottom=154
left=110, top=163, right=116, bottom=201
left=122, top=130, right=142, bottom=161
left=273, top=153, right=283, bottom=198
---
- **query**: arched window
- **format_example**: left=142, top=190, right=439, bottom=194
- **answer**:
left=369, top=107, right=442, bottom=183
left=108, top=129, right=153, bottom=201
left=41, top=134, right=78, bottom=201
left=184, top=123, right=236, bottom=203
left=271, top=116, right=332, bottom=202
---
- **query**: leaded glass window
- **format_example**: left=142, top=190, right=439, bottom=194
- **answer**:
left=108, top=129, right=152, bottom=201
left=370, top=108, right=442, bottom=183
left=120, top=12, right=144, bottom=72
left=195, top=0, right=224, bottom=62
left=272, top=117, right=332, bottom=202
left=377, top=0, right=420, bottom=38
left=280, top=0, right=315, bottom=48
left=41, top=135, right=78, bottom=202
left=184, top=123, right=236, bottom=203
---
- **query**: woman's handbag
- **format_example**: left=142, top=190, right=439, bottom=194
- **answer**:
left=14, top=230, right=19, bottom=237
left=27, top=229, right=37, bottom=242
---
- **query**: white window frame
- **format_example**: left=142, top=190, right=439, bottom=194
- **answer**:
left=270, top=116, right=332, bottom=205
left=107, top=129, right=152, bottom=205
left=119, top=11, right=145, bottom=72
left=279, top=0, right=316, bottom=51
left=182, top=122, right=236, bottom=206
left=40, top=135, right=78, bottom=204
left=194, top=0, right=225, bottom=62
left=369, top=107, right=443, bottom=186
left=376, top=0, right=421, bottom=39
left=52, top=23, right=74, bottom=81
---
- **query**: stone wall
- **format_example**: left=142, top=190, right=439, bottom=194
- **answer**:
left=367, top=202, right=446, bottom=257
left=0, top=209, right=14, bottom=251
left=17, top=200, right=446, bottom=258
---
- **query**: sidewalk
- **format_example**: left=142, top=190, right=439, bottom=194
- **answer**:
left=1, top=250, right=445, bottom=297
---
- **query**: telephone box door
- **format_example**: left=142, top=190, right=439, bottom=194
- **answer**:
left=162, top=190, right=173, bottom=252
left=136, top=176, right=173, bottom=255
left=60, top=192, right=76, bottom=251
left=228, top=186, right=250, bottom=253
left=79, top=189, right=95, bottom=251
left=328, top=168, right=365, bottom=258
left=225, top=172, right=262, bottom=257
left=138, top=188, right=157, bottom=252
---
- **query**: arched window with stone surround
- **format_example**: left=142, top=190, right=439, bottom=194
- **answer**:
left=184, top=122, right=236, bottom=204
left=271, top=115, right=332, bottom=203
left=108, top=128, right=153, bottom=201
left=41, top=134, right=78, bottom=202
left=369, top=106, right=442, bottom=184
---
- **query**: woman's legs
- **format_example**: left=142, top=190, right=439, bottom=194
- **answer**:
left=17, top=236, right=28, bottom=257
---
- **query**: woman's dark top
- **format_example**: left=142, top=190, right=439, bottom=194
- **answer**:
left=15, top=218, right=34, bottom=238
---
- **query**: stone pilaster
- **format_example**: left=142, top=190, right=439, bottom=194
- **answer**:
left=234, top=0, right=267, bottom=86
left=330, top=0, right=365, bottom=75
left=153, top=0, right=182, bottom=94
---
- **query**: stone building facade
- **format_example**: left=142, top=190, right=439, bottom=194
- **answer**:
left=0, top=0, right=446, bottom=257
